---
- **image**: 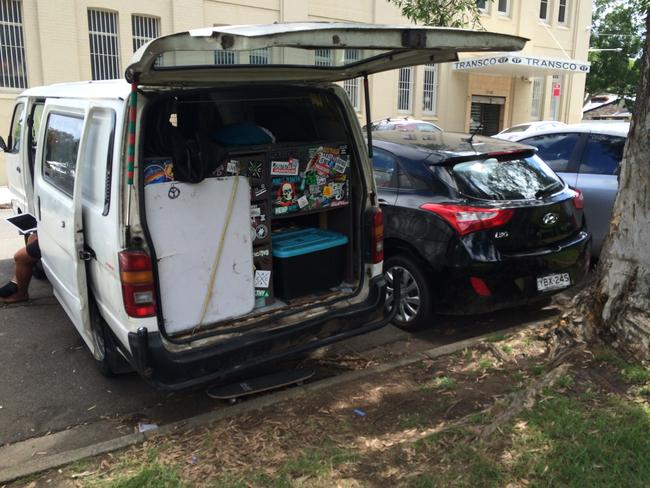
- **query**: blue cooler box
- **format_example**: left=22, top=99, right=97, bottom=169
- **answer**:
left=272, top=228, right=348, bottom=300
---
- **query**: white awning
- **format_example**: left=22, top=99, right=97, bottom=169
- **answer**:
left=452, top=53, right=590, bottom=76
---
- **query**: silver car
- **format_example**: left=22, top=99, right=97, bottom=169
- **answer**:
left=509, top=122, right=629, bottom=258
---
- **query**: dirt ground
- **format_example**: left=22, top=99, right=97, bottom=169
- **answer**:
left=10, top=314, right=650, bottom=488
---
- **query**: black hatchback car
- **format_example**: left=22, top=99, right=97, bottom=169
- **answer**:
left=372, top=131, right=591, bottom=330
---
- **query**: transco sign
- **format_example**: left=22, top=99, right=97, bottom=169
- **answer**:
left=453, top=54, right=590, bottom=74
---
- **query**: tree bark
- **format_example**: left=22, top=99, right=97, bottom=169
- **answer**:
left=591, top=10, right=650, bottom=358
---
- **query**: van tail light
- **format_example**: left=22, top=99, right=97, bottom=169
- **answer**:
left=370, top=207, right=384, bottom=264
left=420, top=203, right=514, bottom=236
left=118, top=250, right=157, bottom=318
left=572, top=188, right=584, bottom=209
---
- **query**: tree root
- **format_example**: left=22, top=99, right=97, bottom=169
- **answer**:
left=477, top=362, right=571, bottom=440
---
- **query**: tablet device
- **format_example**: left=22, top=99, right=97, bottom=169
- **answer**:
left=5, top=213, right=37, bottom=235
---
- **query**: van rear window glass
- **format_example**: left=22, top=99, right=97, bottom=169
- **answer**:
left=442, top=155, right=562, bottom=201
left=42, top=113, right=83, bottom=197
left=9, top=102, right=24, bottom=152
left=154, top=47, right=392, bottom=69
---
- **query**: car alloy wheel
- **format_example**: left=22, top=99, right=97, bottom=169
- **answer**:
left=386, top=265, right=421, bottom=323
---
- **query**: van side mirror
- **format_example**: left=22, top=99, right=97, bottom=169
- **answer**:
left=0, top=136, right=6, bottom=152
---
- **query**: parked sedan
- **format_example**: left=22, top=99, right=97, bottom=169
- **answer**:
left=493, top=121, right=567, bottom=141
left=373, top=131, right=591, bottom=330
left=511, top=122, right=628, bottom=257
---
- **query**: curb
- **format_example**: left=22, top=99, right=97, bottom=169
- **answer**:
left=0, top=323, right=529, bottom=484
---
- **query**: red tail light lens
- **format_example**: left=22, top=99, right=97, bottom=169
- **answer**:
left=420, top=203, right=514, bottom=236
left=118, top=250, right=157, bottom=318
left=572, top=188, right=584, bottom=209
left=370, top=208, right=384, bottom=264
left=470, top=276, right=492, bottom=297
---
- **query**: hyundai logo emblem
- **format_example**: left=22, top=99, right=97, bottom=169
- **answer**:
left=542, top=213, right=559, bottom=225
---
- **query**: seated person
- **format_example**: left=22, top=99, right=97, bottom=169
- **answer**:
left=0, top=233, right=40, bottom=303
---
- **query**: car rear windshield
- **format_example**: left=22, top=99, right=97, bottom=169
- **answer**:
left=440, top=155, right=563, bottom=201
left=501, top=124, right=530, bottom=134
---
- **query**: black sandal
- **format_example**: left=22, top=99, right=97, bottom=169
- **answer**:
left=0, top=281, right=18, bottom=298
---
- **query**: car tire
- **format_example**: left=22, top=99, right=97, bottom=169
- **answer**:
left=384, top=254, right=434, bottom=331
left=90, top=301, right=133, bottom=377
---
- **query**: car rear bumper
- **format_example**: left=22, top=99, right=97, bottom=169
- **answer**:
left=437, top=231, right=591, bottom=315
left=126, top=275, right=393, bottom=391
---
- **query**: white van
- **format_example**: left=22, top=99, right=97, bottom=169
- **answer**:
left=1, top=24, right=525, bottom=390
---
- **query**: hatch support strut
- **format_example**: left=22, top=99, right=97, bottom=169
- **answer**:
left=363, top=73, right=372, bottom=159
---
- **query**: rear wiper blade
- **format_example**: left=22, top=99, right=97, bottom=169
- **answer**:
left=535, top=182, right=563, bottom=199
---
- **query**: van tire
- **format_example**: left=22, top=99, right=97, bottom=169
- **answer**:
left=90, top=301, right=133, bottom=377
left=384, top=254, right=434, bottom=331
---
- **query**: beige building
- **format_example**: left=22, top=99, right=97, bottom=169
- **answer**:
left=0, top=0, right=592, bottom=185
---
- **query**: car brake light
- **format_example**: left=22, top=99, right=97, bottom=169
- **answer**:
left=420, top=203, right=514, bottom=236
left=470, top=277, right=492, bottom=297
left=572, top=188, right=584, bottom=209
left=118, top=250, right=157, bottom=318
left=370, top=208, right=384, bottom=264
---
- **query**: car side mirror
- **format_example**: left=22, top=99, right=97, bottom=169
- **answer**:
left=0, top=136, right=6, bottom=152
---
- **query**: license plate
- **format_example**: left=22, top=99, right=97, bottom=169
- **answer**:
left=536, top=273, right=571, bottom=292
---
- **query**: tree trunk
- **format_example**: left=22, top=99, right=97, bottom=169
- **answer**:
left=591, top=10, right=650, bottom=358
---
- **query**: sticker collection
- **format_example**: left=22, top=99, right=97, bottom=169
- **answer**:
left=142, top=144, right=350, bottom=309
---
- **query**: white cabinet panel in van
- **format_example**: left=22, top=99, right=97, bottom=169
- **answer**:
left=145, top=177, right=254, bottom=334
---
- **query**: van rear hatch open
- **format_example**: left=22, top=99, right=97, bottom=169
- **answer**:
left=127, top=23, right=528, bottom=337
left=125, top=23, right=527, bottom=85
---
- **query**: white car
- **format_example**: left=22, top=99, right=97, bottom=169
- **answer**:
left=493, top=121, right=567, bottom=141
left=506, top=122, right=629, bottom=258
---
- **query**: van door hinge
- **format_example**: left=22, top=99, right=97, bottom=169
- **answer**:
left=79, top=248, right=96, bottom=261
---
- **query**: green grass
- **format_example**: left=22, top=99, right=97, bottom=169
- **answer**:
left=509, top=395, right=650, bottom=487
left=106, top=463, right=185, bottom=488
left=432, top=376, right=457, bottom=390
left=555, top=374, right=575, bottom=388
left=478, top=358, right=494, bottom=370
left=502, top=344, right=514, bottom=354
left=596, top=350, right=650, bottom=385
left=486, top=333, right=508, bottom=343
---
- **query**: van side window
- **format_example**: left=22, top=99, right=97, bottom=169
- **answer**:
left=81, top=109, right=116, bottom=213
left=8, top=103, right=25, bottom=152
left=42, top=113, right=83, bottom=197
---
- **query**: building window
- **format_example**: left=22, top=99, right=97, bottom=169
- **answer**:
left=343, top=49, right=360, bottom=110
left=539, top=0, right=549, bottom=21
left=550, top=75, right=562, bottom=120
left=132, top=14, right=160, bottom=52
left=558, top=0, right=568, bottom=23
left=476, top=0, right=490, bottom=13
left=530, top=77, right=543, bottom=120
left=422, top=64, right=439, bottom=115
left=250, top=48, right=269, bottom=65
left=497, top=0, right=509, bottom=15
left=215, top=51, right=236, bottom=64
left=315, top=48, right=332, bottom=66
left=397, top=67, right=414, bottom=112
left=0, top=0, right=28, bottom=89
left=88, top=9, right=120, bottom=80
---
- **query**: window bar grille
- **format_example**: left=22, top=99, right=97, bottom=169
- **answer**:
left=88, top=9, right=120, bottom=80
left=250, top=48, right=269, bottom=65
left=343, top=49, right=361, bottom=110
left=132, top=15, right=160, bottom=52
left=398, top=67, right=413, bottom=112
left=0, top=0, right=28, bottom=89
left=422, top=64, right=438, bottom=114
left=315, top=48, right=331, bottom=66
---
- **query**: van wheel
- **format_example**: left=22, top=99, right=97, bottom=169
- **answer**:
left=384, top=254, right=433, bottom=331
left=90, top=302, right=133, bottom=377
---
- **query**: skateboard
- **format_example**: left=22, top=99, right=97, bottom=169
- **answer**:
left=206, top=368, right=315, bottom=403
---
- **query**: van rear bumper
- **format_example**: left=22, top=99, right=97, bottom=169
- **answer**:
left=127, top=275, right=393, bottom=391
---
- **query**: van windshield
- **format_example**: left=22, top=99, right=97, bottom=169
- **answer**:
left=440, top=155, right=563, bottom=201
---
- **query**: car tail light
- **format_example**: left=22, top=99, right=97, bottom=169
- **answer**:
left=572, top=188, right=584, bottom=210
left=370, top=208, right=384, bottom=264
left=118, top=250, right=157, bottom=318
left=470, top=277, right=492, bottom=297
left=420, top=203, right=514, bottom=236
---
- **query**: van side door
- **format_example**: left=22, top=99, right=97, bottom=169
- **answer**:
left=33, top=99, right=92, bottom=346
left=5, top=100, right=27, bottom=213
